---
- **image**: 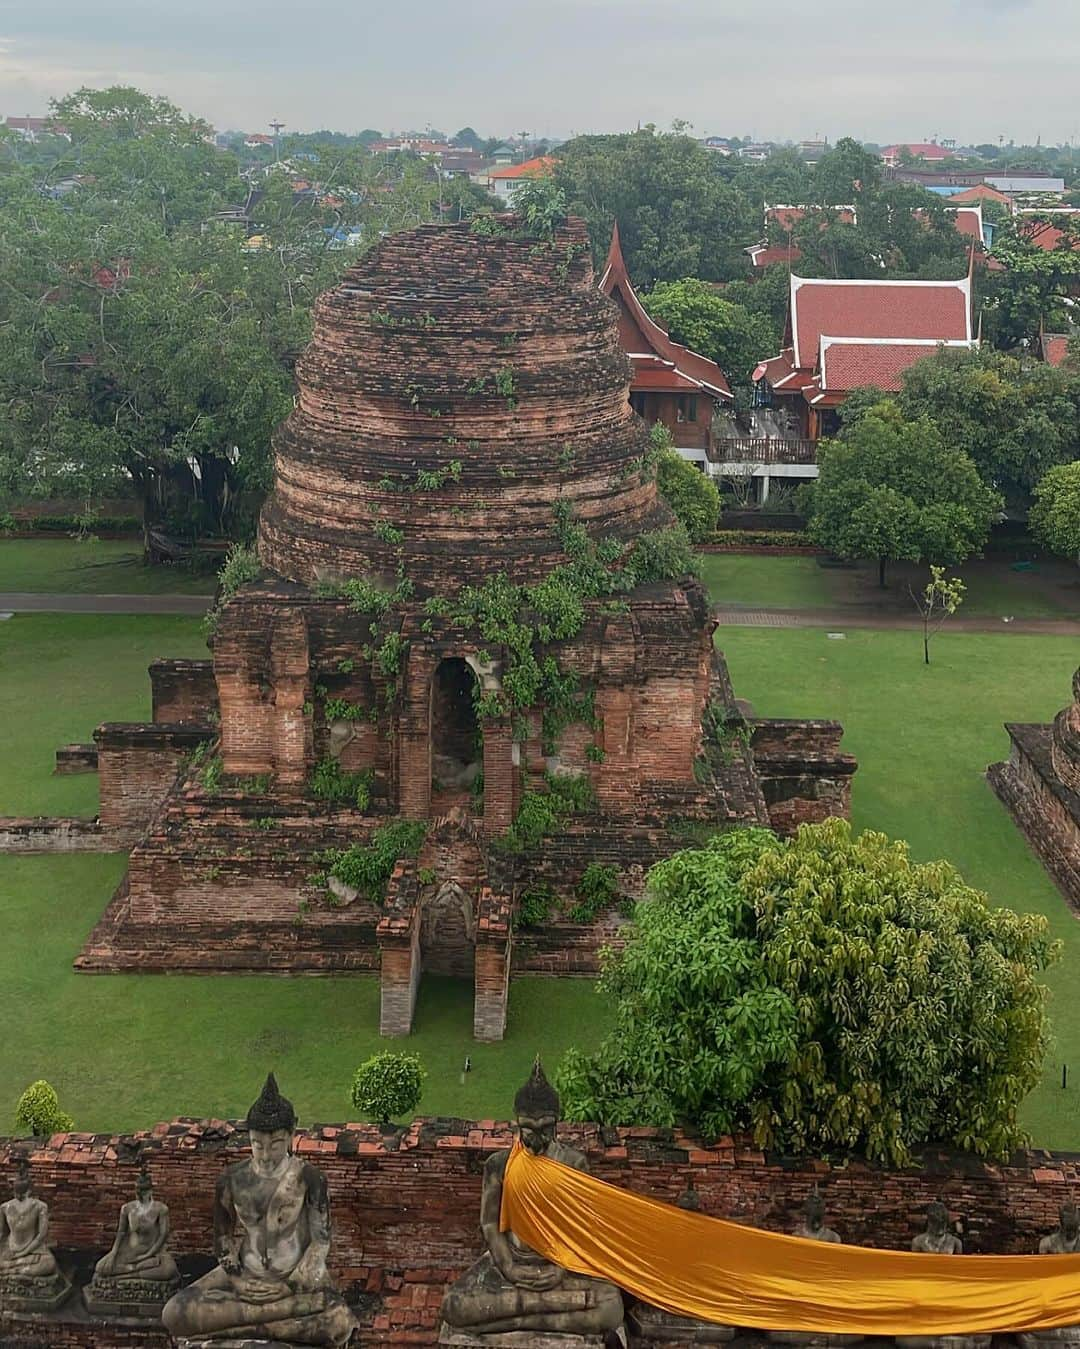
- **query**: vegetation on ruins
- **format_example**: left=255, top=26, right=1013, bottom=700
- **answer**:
left=655, top=443, right=722, bottom=543
left=803, top=402, right=1002, bottom=587
left=1029, top=463, right=1080, bottom=565
left=558, top=819, right=1059, bottom=1165
left=317, top=821, right=428, bottom=901
left=15, top=1079, right=74, bottom=1136
left=350, top=1051, right=425, bottom=1125
left=203, top=543, right=261, bottom=633
left=569, top=863, right=621, bottom=924
left=309, top=758, right=373, bottom=811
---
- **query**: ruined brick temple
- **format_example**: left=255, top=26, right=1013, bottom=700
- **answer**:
left=69, top=216, right=854, bottom=1036
left=990, top=664, right=1080, bottom=907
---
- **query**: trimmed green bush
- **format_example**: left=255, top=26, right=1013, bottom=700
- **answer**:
left=350, top=1052, right=425, bottom=1124
left=15, top=1079, right=74, bottom=1136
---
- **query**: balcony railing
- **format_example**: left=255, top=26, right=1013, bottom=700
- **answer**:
left=710, top=437, right=817, bottom=466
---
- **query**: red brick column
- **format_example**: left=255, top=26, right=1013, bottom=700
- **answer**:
left=378, top=863, right=421, bottom=1036
left=398, top=646, right=435, bottom=819
left=593, top=686, right=634, bottom=813
left=482, top=720, right=515, bottom=839
left=473, top=888, right=512, bottom=1041
left=217, top=670, right=272, bottom=775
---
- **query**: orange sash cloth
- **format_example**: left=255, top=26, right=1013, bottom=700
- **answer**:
left=500, top=1142, right=1080, bottom=1335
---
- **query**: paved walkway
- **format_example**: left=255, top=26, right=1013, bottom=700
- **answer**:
left=0, top=592, right=1076, bottom=635
left=714, top=604, right=1080, bottom=635
left=0, top=592, right=212, bottom=615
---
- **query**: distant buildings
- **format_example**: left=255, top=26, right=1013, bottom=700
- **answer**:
left=486, top=155, right=556, bottom=204
left=879, top=142, right=956, bottom=167
left=598, top=224, right=733, bottom=474
left=5, top=114, right=68, bottom=140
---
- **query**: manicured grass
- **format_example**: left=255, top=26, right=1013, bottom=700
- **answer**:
left=0, top=854, right=608, bottom=1133
left=701, top=551, right=1080, bottom=619
left=0, top=538, right=215, bottom=595
left=719, top=626, right=1080, bottom=1149
left=0, top=614, right=209, bottom=815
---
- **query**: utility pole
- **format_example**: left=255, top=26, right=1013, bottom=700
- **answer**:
left=270, top=118, right=285, bottom=163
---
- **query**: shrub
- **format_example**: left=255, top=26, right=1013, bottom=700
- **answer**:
left=656, top=449, right=721, bottom=543
left=308, top=758, right=372, bottom=811
left=350, top=1052, right=425, bottom=1124
left=322, top=820, right=428, bottom=900
left=623, top=524, right=700, bottom=586
left=707, top=529, right=811, bottom=549
left=569, top=862, right=620, bottom=923
left=1030, top=462, right=1080, bottom=564
left=15, top=1080, right=74, bottom=1136
left=204, top=543, right=261, bottom=634
left=558, top=821, right=1058, bottom=1163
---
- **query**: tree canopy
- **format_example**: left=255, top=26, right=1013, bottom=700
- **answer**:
left=1030, top=462, right=1080, bottom=564
left=655, top=444, right=721, bottom=542
left=558, top=820, right=1058, bottom=1164
left=642, top=277, right=775, bottom=389
left=802, top=402, right=1002, bottom=585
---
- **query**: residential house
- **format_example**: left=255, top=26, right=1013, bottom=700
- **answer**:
left=598, top=224, right=733, bottom=474
left=879, top=142, right=956, bottom=168
left=486, top=155, right=556, bottom=204
left=745, top=203, right=857, bottom=270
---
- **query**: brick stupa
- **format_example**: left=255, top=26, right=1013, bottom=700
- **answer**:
left=76, top=217, right=856, bottom=1038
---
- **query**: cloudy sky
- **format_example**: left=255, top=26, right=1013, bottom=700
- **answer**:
left=0, top=0, right=1075, bottom=146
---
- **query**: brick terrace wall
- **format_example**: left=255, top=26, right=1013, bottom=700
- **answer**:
left=3, top=1119, right=1080, bottom=1347
left=0, top=817, right=109, bottom=853
left=989, top=725, right=1080, bottom=909
left=94, top=723, right=214, bottom=845
left=149, top=659, right=218, bottom=723
left=751, top=718, right=857, bottom=836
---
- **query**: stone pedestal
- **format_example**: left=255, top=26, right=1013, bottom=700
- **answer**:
left=895, top=1337, right=990, bottom=1349
left=83, top=1271, right=179, bottom=1320
left=767, top=1335, right=862, bottom=1348
left=438, top=1325, right=622, bottom=1347
left=629, top=1303, right=735, bottom=1342
left=0, top=1266, right=73, bottom=1312
left=177, top=1339, right=301, bottom=1349
left=1019, top=1335, right=1080, bottom=1349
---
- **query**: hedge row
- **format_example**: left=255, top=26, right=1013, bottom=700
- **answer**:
left=2, top=514, right=142, bottom=533
left=707, top=529, right=812, bottom=549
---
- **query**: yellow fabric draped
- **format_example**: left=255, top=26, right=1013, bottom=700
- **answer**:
left=500, top=1142, right=1080, bottom=1335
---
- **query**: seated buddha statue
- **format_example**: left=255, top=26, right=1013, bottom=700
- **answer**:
left=768, top=1193, right=861, bottom=1348
left=85, top=1166, right=180, bottom=1313
left=1018, top=1205, right=1080, bottom=1349
left=896, top=1204, right=988, bottom=1349
left=0, top=1156, right=71, bottom=1310
left=439, top=1057, right=625, bottom=1344
left=162, top=1075, right=356, bottom=1346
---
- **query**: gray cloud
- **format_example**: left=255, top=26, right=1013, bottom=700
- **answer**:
left=0, top=0, right=1076, bottom=145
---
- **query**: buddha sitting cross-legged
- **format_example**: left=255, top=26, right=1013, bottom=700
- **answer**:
left=439, top=1058, right=625, bottom=1344
left=767, top=1193, right=861, bottom=1349
left=0, top=1156, right=71, bottom=1310
left=895, top=1204, right=989, bottom=1349
left=1018, top=1205, right=1080, bottom=1349
left=161, top=1075, right=357, bottom=1347
left=85, top=1166, right=179, bottom=1314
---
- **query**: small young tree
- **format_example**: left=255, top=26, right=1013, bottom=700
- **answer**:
left=15, top=1080, right=74, bottom=1136
left=805, top=402, right=1002, bottom=587
left=910, top=565, right=966, bottom=665
left=655, top=445, right=721, bottom=542
left=350, top=1052, right=425, bottom=1126
left=1030, top=462, right=1080, bottom=565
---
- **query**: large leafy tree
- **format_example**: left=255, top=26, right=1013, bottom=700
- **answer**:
left=1030, top=462, right=1080, bottom=564
left=554, top=126, right=756, bottom=285
left=655, top=444, right=721, bottom=542
left=558, top=821, right=1057, bottom=1164
left=803, top=402, right=1002, bottom=586
left=642, top=277, right=776, bottom=388
left=898, top=346, right=1080, bottom=500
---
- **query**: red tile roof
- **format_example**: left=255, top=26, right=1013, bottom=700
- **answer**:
left=950, top=206, right=983, bottom=240
left=1041, top=334, right=1072, bottom=367
left=747, top=242, right=803, bottom=269
left=599, top=224, right=732, bottom=400
left=489, top=155, right=556, bottom=181
left=814, top=338, right=972, bottom=395
left=1021, top=218, right=1080, bottom=252
left=881, top=143, right=955, bottom=161
left=766, top=204, right=856, bottom=231
left=789, top=274, right=972, bottom=370
left=948, top=184, right=1012, bottom=208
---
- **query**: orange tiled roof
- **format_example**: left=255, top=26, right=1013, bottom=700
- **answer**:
left=489, top=156, right=557, bottom=181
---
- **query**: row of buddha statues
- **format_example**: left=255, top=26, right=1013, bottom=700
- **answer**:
left=1, top=1067, right=1078, bottom=1349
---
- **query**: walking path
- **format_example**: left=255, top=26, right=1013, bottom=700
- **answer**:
left=0, top=592, right=1077, bottom=635
left=0, top=593, right=212, bottom=615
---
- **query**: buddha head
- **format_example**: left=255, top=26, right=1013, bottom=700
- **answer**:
left=135, top=1167, right=153, bottom=1203
left=926, top=1202, right=950, bottom=1237
left=1061, top=1204, right=1080, bottom=1242
left=11, top=1156, right=32, bottom=1201
left=246, top=1074, right=297, bottom=1177
left=804, top=1191, right=826, bottom=1231
left=514, top=1057, right=559, bottom=1156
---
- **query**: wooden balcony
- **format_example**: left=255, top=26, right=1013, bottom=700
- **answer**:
left=710, top=437, right=817, bottom=466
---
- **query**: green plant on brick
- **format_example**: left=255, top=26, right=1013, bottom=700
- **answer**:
left=15, top=1079, right=74, bottom=1136
left=350, top=1052, right=426, bottom=1125
left=320, top=820, right=428, bottom=901
left=514, top=883, right=556, bottom=929
left=308, top=757, right=373, bottom=811
left=569, top=862, right=620, bottom=923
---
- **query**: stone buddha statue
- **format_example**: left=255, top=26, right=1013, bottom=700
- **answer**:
left=0, top=1156, right=71, bottom=1311
left=628, top=1179, right=735, bottom=1343
left=162, top=1074, right=357, bottom=1347
left=1017, top=1205, right=1080, bottom=1349
left=896, top=1204, right=988, bottom=1349
left=439, top=1057, right=625, bottom=1345
left=768, top=1194, right=860, bottom=1348
left=84, top=1166, right=180, bottom=1316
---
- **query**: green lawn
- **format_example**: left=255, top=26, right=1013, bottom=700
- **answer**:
left=0, top=539, right=215, bottom=595
left=719, top=626, right=1080, bottom=1149
left=0, top=614, right=210, bottom=816
left=701, top=552, right=1080, bottom=619
left=3, top=612, right=1080, bottom=1144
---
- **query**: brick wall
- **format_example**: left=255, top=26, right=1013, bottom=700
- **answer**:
left=751, top=718, right=857, bottom=836
left=3, top=1118, right=1079, bottom=1347
left=94, top=724, right=214, bottom=844
left=989, top=725, right=1080, bottom=909
left=148, top=659, right=217, bottom=724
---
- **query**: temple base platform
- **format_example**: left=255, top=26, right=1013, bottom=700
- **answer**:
left=438, top=1322, right=624, bottom=1347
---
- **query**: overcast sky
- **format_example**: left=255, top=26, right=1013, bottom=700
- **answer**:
left=0, top=0, right=1076, bottom=147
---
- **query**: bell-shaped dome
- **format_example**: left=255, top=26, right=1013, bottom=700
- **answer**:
left=257, top=216, right=670, bottom=591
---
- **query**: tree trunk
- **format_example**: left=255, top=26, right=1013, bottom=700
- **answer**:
left=924, top=631, right=931, bottom=665
left=878, top=556, right=887, bottom=588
